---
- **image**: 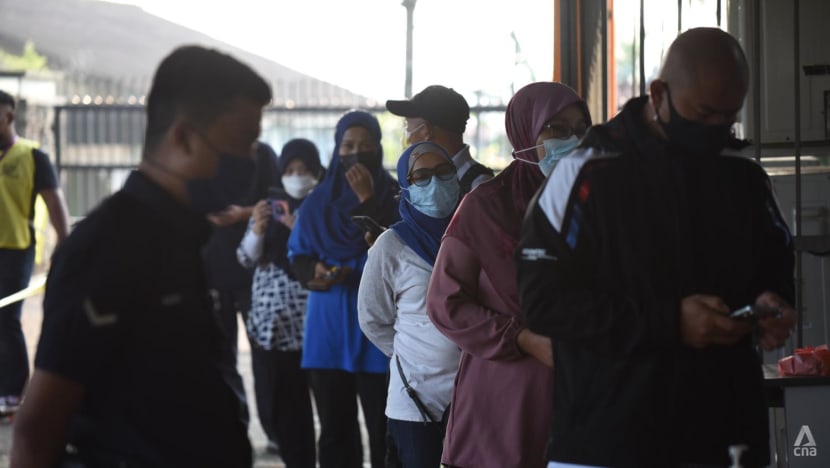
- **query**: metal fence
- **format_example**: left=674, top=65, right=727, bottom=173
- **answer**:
left=52, top=104, right=511, bottom=219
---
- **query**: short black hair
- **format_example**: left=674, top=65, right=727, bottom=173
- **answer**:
left=144, top=45, right=272, bottom=155
left=0, top=90, right=15, bottom=109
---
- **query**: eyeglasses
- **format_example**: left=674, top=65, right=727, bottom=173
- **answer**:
left=541, top=122, right=588, bottom=139
left=407, top=163, right=457, bottom=187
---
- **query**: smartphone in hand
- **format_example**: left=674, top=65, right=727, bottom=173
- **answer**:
left=269, top=199, right=290, bottom=221
left=351, top=215, right=386, bottom=238
left=266, top=187, right=291, bottom=221
left=730, top=304, right=781, bottom=320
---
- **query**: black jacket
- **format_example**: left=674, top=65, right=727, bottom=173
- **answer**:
left=517, top=96, right=794, bottom=467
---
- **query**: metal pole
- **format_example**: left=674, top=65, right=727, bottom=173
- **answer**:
left=793, top=0, right=804, bottom=348
left=601, top=0, right=608, bottom=121
left=717, top=0, right=722, bottom=27
left=678, top=0, right=682, bottom=34
left=54, top=106, right=62, bottom=177
left=753, top=0, right=762, bottom=161
left=632, top=20, right=637, bottom=98
left=474, top=92, right=482, bottom=158
left=403, top=0, right=417, bottom=98
left=639, top=0, right=646, bottom=95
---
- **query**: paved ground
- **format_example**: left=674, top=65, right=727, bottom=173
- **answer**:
left=0, top=278, right=374, bottom=467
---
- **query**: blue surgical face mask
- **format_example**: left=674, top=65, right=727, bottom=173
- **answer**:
left=539, top=135, right=580, bottom=176
left=512, top=135, right=581, bottom=177
left=405, top=176, right=460, bottom=219
left=187, top=151, right=256, bottom=214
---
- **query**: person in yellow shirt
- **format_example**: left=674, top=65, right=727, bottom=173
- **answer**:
left=0, top=89, right=69, bottom=416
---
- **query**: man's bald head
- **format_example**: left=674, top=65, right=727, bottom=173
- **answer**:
left=648, top=26, right=750, bottom=150
left=659, top=27, right=749, bottom=96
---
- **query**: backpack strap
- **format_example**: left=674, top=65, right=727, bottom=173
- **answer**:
left=459, top=162, right=494, bottom=193
left=395, top=355, right=437, bottom=424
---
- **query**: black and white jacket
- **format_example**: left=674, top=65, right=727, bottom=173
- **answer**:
left=517, top=96, right=794, bottom=468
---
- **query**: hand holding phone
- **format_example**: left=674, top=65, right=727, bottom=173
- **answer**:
left=753, top=291, right=796, bottom=351
left=680, top=294, right=753, bottom=348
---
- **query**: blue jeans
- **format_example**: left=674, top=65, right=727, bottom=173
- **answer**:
left=0, top=247, right=34, bottom=396
left=387, top=418, right=445, bottom=468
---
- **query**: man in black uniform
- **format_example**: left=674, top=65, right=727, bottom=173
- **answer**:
left=11, top=45, right=271, bottom=468
left=202, top=140, right=279, bottom=440
left=518, top=28, right=796, bottom=468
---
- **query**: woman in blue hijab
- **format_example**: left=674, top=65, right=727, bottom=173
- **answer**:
left=357, top=141, right=462, bottom=468
left=288, top=110, right=399, bottom=468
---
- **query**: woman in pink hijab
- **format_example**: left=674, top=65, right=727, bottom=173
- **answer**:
left=427, top=82, right=591, bottom=468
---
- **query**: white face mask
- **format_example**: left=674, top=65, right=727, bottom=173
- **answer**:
left=281, top=174, right=317, bottom=199
left=401, top=121, right=427, bottom=147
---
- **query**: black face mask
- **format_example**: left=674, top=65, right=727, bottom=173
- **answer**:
left=340, top=151, right=381, bottom=172
left=656, top=86, right=735, bottom=156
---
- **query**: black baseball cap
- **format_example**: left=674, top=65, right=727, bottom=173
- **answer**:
left=386, top=85, right=469, bottom=134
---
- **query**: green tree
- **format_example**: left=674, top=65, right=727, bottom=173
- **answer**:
left=0, top=41, right=48, bottom=71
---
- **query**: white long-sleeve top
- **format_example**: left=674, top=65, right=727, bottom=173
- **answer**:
left=357, top=229, right=460, bottom=422
left=237, top=220, right=264, bottom=268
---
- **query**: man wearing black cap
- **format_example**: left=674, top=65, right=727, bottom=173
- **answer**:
left=387, top=85, right=493, bottom=193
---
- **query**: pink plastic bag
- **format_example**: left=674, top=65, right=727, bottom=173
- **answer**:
left=778, top=344, right=830, bottom=377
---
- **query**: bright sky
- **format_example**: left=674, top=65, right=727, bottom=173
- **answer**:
left=110, top=0, right=555, bottom=104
